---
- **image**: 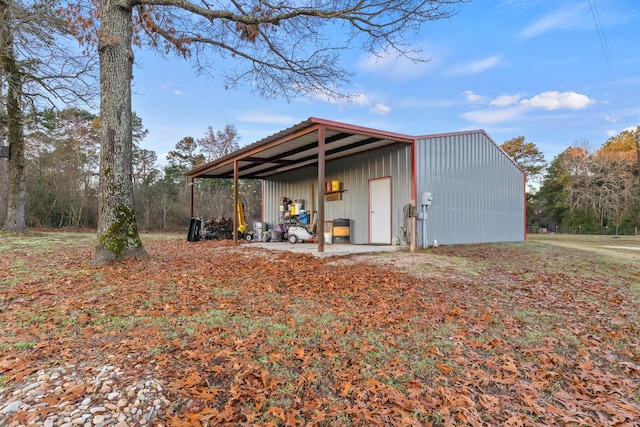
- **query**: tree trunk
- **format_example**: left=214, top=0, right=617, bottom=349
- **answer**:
left=95, top=0, right=145, bottom=263
left=160, top=192, right=171, bottom=231
left=0, top=72, right=7, bottom=228
left=0, top=155, right=7, bottom=227
left=0, top=0, right=26, bottom=232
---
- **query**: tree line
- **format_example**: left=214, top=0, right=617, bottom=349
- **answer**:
left=3, top=110, right=637, bottom=236
left=502, top=130, right=640, bottom=235
left=0, top=107, right=260, bottom=232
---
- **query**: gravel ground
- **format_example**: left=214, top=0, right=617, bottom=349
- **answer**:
left=0, top=363, right=170, bottom=427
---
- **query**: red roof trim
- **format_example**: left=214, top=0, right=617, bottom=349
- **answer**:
left=309, top=117, right=415, bottom=143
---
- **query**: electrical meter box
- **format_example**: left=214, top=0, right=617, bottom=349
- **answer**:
left=421, top=192, right=433, bottom=206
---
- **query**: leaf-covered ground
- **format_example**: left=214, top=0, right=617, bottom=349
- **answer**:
left=1, top=232, right=639, bottom=426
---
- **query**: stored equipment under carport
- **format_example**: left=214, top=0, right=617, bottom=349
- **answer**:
left=286, top=224, right=315, bottom=244
left=237, top=201, right=254, bottom=241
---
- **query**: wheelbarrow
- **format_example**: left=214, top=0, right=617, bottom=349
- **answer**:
left=286, top=224, right=316, bottom=244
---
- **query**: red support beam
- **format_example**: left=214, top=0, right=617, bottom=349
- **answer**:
left=233, top=159, right=239, bottom=245
left=317, top=126, right=326, bottom=253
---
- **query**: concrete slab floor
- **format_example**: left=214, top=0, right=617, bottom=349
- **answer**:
left=245, top=241, right=407, bottom=258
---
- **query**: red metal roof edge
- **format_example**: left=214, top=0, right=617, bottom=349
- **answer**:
left=185, top=118, right=316, bottom=177
left=413, top=128, right=487, bottom=140
left=186, top=117, right=415, bottom=177
left=308, top=117, right=415, bottom=142
left=186, top=119, right=525, bottom=180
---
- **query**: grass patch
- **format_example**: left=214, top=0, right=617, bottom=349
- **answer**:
left=210, top=286, right=237, bottom=297
left=98, top=316, right=145, bottom=332
left=0, top=231, right=94, bottom=253
left=17, top=312, right=50, bottom=327
left=14, top=340, right=36, bottom=351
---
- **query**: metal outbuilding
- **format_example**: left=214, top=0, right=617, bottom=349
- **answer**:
left=186, top=117, right=526, bottom=252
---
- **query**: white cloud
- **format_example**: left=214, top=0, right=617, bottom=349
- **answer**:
left=499, top=0, right=544, bottom=10
left=324, top=92, right=371, bottom=108
left=159, top=81, right=174, bottom=90
left=520, top=12, right=574, bottom=38
left=448, top=55, right=502, bottom=76
left=461, top=106, right=525, bottom=124
left=519, top=4, right=591, bottom=39
left=520, top=91, right=595, bottom=110
left=460, top=90, right=597, bottom=128
left=463, top=90, right=486, bottom=104
left=357, top=42, right=445, bottom=80
left=158, top=81, right=186, bottom=96
left=370, top=103, right=391, bottom=115
left=302, top=84, right=371, bottom=108
left=349, top=93, right=371, bottom=107
left=298, top=81, right=389, bottom=114
left=490, top=94, right=522, bottom=107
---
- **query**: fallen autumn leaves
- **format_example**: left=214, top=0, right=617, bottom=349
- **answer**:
left=1, top=233, right=639, bottom=426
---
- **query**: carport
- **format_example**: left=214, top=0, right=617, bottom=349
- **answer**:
left=186, top=117, right=418, bottom=253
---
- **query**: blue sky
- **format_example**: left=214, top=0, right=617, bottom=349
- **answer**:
left=131, top=0, right=640, bottom=166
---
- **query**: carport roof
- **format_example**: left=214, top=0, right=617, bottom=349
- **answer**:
left=186, top=117, right=416, bottom=179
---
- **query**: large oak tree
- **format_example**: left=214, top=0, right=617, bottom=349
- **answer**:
left=67, top=0, right=467, bottom=263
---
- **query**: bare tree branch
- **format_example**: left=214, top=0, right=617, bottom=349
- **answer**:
left=123, top=0, right=464, bottom=99
left=10, top=0, right=98, bottom=109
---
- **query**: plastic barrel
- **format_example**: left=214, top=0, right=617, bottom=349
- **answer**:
left=333, top=218, right=350, bottom=244
left=299, top=212, right=310, bottom=224
left=253, top=222, right=266, bottom=241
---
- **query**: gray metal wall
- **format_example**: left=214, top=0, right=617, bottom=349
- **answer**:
left=263, top=144, right=413, bottom=244
left=415, top=131, right=525, bottom=245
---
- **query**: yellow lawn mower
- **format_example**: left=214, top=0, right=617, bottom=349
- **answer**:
left=236, top=201, right=254, bottom=241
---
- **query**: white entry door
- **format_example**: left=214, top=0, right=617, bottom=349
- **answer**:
left=369, top=177, right=391, bottom=244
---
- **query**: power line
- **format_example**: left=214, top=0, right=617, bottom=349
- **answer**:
left=588, top=0, right=615, bottom=81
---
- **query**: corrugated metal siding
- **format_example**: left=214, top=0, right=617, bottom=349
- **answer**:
left=263, top=145, right=413, bottom=244
left=416, top=132, right=525, bottom=245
